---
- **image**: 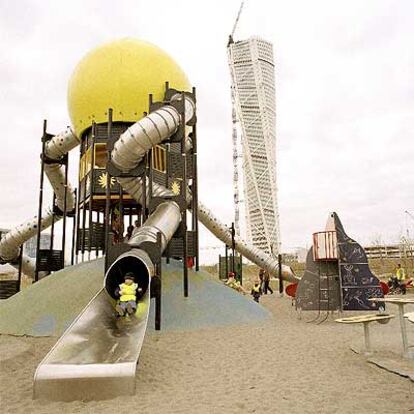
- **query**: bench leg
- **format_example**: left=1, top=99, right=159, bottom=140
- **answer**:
left=397, top=305, right=411, bottom=358
left=363, top=322, right=372, bottom=355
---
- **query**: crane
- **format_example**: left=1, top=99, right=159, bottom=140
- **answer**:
left=227, top=1, right=245, bottom=46
left=227, top=1, right=246, bottom=236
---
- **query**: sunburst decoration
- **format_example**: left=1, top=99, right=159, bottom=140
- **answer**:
left=98, top=173, right=115, bottom=189
left=171, top=180, right=181, bottom=195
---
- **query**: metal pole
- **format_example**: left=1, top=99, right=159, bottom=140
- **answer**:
left=182, top=158, right=188, bottom=298
left=81, top=136, right=88, bottom=262
left=363, top=322, right=372, bottom=355
left=35, top=120, right=47, bottom=282
left=104, top=109, right=113, bottom=270
left=397, top=304, right=409, bottom=357
left=119, top=185, right=124, bottom=242
left=231, top=222, right=235, bottom=276
left=192, top=87, right=200, bottom=272
left=96, top=211, right=100, bottom=257
left=165, top=143, right=170, bottom=265
left=181, top=92, right=188, bottom=298
left=148, top=149, right=153, bottom=207
left=50, top=193, right=56, bottom=250
left=138, top=205, right=142, bottom=226
left=240, top=254, right=243, bottom=285
left=62, top=152, right=69, bottom=268
left=71, top=189, right=77, bottom=265
left=75, top=141, right=83, bottom=264
left=88, top=123, right=96, bottom=260
left=278, top=253, right=283, bottom=296
left=155, top=232, right=162, bottom=331
left=17, top=245, right=23, bottom=291
left=219, top=254, right=222, bottom=279
left=225, top=245, right=228, bottom=278
left=142, top=154, right=147, bottom=223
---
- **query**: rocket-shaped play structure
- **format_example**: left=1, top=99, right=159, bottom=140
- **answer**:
left=295, top=212, right=384, bottom=321
left=0, top=39, right=297, bottom=400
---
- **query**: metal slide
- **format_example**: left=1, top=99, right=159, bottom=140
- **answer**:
left=34, top=250, right=153, bottom=400
left=34, top=199, right=180, bottom=399
left=0, top=94, right=298, bottom=400
left=33, top=291, right=150, bottom=400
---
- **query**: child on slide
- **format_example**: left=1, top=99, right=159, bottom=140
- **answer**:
left=116, top=272, right=142, bottom=316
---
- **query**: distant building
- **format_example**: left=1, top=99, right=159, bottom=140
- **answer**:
left=228, top=37, right=280, bottom=256
left=364, top=244, right=413, bottom=260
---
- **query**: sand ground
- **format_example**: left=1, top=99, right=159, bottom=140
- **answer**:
left=1, top=294, right=413, bottom=414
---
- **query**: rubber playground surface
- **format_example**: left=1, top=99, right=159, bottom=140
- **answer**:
left=0, top=259, right=270, bottom=336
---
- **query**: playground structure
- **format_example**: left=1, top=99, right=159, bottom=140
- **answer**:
left=0, top=38, right=297, bottom=400
left=295, top=212, right=384, bottom=322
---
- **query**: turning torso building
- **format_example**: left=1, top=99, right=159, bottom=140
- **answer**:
left=228, top=37, right=280, bottom=256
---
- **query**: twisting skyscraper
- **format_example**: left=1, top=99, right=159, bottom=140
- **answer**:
left=228, top=37, right=280, bottom=256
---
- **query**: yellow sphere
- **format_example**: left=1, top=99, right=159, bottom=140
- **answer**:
left=67, top=38, right=191, bottom=138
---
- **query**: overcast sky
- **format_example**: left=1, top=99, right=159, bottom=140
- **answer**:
left=0, top=0, right=413, bottom=263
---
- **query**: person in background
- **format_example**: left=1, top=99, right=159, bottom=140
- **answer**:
left=125, top=225, right=134, bottom=241
left=396, top=263, right=407, bottom=294
left=225, top=272, right=246, bottom=294
left=396, top=263, right=406, bottom=282
left=251, top=280, right=262, bottom=303
left=262, top=270, right=273, bottom=295
left=388, top=263, right=408, bottom=294
left=259, top=269, right=265, bottom=292
left=111, top=210, right=123, bottom=244
left=132, top=219, right=140, bottom=236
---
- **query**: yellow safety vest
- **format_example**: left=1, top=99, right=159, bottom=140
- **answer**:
left=119, top=283, right=138, bottom=302
left=252, top=285, right=261, bottom=293
left=396, top=268, right=406, bottom=281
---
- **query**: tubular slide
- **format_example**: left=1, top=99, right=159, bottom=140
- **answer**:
left=0, top=128, right=79, bottom=276
left=2, top=94, right=297, bottom=400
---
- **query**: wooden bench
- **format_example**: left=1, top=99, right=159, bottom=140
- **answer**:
left=335, top=314, right=395, bottom=355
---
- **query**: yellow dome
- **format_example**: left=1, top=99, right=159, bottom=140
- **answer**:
left=67, top=38, right=191, bottom=138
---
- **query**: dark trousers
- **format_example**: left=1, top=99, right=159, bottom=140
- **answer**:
left=263, top=281, right=273, bottom=294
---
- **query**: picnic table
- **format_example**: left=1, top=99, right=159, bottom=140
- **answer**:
left=335, top=314, right=395, bottom=355
left=369, top=297, right=414, bottom=358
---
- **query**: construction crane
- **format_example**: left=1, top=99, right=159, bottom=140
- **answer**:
left=227, top=1, right=245, bottom=46
left=227, top=1, right=245, bottom=236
